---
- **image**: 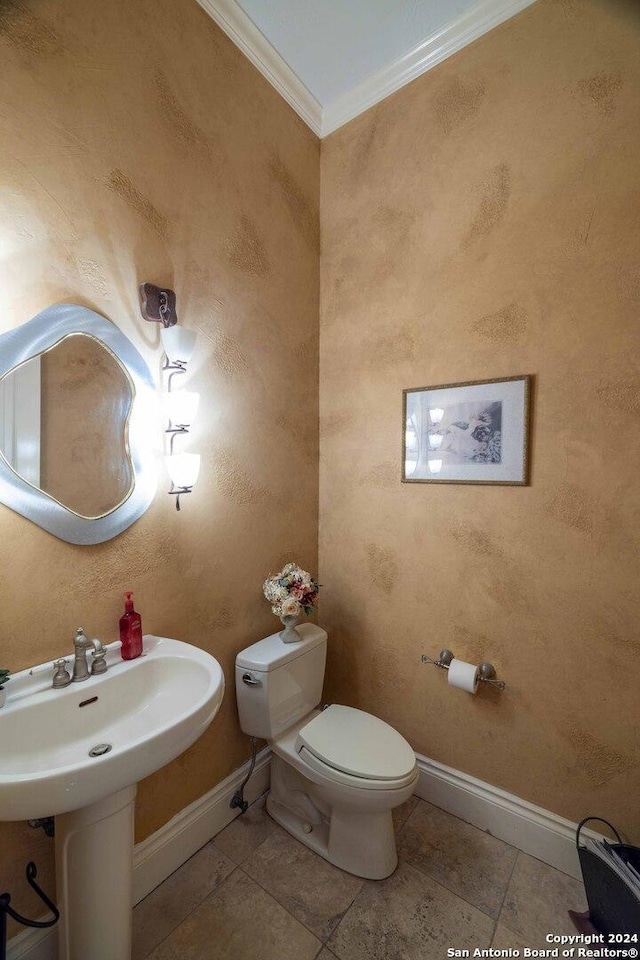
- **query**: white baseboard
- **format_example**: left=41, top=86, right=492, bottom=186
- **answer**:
left=5, top=925, right=56, bottom=960
left=415, top=753, right=600, bottom=881
left=6, top=748, right=271, bottom=960
left=132, top=746, right=271, bottom=903
left=10, top=747, right=601, bottom=959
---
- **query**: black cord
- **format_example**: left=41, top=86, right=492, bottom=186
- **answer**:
left=1, top=862, right=59, bottom=960
left=229, top=737, right=258, bottom=814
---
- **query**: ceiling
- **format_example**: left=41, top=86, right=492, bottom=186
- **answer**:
left=235, top=0, right=477, bottom=105
left=197, top=0, right=536, bottom=136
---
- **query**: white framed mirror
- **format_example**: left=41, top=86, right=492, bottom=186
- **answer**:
left=0, top=303, right=157, bottom=544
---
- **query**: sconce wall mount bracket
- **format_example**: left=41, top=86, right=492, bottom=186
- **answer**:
left=139, top=282, right=178, bottom=328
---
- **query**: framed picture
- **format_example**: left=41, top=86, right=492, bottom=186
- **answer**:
left=402, top=375, right=531, bottom=485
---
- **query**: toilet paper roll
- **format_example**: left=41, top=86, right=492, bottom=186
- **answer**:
left=447, top=658, right=480, bottom=694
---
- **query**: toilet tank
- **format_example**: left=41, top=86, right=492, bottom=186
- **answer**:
left=235, top=623, right=327, bottom=739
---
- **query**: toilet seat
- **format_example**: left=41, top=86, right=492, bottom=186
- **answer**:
left=295, top=705, right=417, bottom=787
left=296, top=744, right=418, bottom=791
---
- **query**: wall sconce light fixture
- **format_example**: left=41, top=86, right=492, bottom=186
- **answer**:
left=140, top=282, right=200, bottom=510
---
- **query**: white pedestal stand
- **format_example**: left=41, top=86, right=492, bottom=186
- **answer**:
left=55, top=785, right=137, bottom=960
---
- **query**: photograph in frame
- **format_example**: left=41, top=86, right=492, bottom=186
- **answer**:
left=402, top=376, right=531, bottom=485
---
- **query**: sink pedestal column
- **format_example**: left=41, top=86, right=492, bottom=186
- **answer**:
left=55, top=785, right=137, bottom=960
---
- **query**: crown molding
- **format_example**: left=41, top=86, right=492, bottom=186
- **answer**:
left=321, top=0, right=538, bottom=136
left=195, top=0, right=322, bottom=136
left=196, top=0, right=537, bottom=139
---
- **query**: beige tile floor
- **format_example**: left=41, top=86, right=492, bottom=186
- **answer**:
left=133, top=794, right=587, bottom=960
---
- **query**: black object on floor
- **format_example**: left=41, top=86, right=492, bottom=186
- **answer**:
left=0, top=861, right=59, bottom=960
left=574, top=816, right=640, bottom=936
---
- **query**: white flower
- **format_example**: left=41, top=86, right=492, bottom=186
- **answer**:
left=263, top=578, right=278, bottom=600
left=264, top=562, right=319, bottom=619
left=281, top=597, right=300, bottom=617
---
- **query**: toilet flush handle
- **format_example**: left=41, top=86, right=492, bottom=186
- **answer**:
left=242, top=673, right=262, bottom=687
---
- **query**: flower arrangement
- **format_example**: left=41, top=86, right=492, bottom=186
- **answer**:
left=263, top=562, right=320, bottom=619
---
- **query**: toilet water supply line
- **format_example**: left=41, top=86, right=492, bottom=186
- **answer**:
left=230, top=656, right=502, bottom=815
left=229, top=737, right=259, bottom=814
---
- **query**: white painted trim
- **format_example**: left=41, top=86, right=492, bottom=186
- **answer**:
left=415, top=752, right=605, bottom=881
left=321, top=0, right=538, bottom=135
left=4, top=926, right=56, bottom=960
left=6, top=748, right=271, bottom=960
left=133, top=745, right=271, bottom=902
left=196, top=0, right=537, bottom=137
left=11, top=746, right=608, bottom=958
left=194, top=0, right=322, bottom=135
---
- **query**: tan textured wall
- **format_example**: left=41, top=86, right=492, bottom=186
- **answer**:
left=0, top=0, right=318, bottom=927
left=320, top=0, right=640, bottom=841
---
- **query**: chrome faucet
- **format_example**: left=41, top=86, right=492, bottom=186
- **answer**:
left=71, top=627, right=108, bottom=682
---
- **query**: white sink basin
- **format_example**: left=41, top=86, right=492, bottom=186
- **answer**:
left=0, top=635, right=225, bottom=820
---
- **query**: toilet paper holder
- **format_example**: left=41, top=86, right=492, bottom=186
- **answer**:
left=421, top=649, right=506, bottom=690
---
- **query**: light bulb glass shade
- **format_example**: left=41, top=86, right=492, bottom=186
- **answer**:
left=165, top=390, right=200, bottom=426
left=428, top=458, right=443, bottom=474
left=429, top=407, right=444, bottom=424
left=428, top=432, right=443, bottom=450
left=161, top=325, right=197, bottom=364
left=165, top=452, right=201, bottom=488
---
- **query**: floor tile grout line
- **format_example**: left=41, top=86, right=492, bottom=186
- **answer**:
left=138, top=793, right=321, bottom=958
left=211, top=803, right=279, bottom=867
left=138, top=864, right=242, bottom=960
left=323, top=876, right=376, bottom=952
left=133, top=843, right=236, bottom=951
left=497, top=846, right=521, bottom=921
left=400, top=797, right=421, bottom=826
left=237, top=823, right=368, bottom=947
left=235, top=863, right=328, bottom=947
left=216, top=794, right=503, bottom=948
left=327, top=859, right=503, bottom=957
left=398, top=798, right=522, bottom=924
left=395, top=851, right=511, bottom=927
left=489, top=849, right=522, bottom=948
left=136, top=805, right=275, bottom=960
left=211, top=827, right=275, bottom=868
left=245, top=835, right=366, bottom=944
left=139, top=793, right=533, bottom=958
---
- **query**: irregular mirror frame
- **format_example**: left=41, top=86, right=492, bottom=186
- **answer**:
left=0, top=303, right=157, bottom=545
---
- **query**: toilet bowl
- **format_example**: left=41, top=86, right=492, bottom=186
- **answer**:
left=235, top=624, right=418, bottom=879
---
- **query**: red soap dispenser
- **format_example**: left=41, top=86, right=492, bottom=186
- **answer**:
left=119, top=591, right=143, bottom=660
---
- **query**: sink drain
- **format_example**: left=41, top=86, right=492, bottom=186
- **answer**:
left=88, top=743, right=112, bottom=757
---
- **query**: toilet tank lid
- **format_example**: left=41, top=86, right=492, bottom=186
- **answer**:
left=296, top=704, right=416, bottom=781
left=236, top=623, right=327, bottom=672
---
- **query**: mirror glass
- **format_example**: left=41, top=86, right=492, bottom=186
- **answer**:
left=0, top=335, right=134, bottom=518
left=0, top=303, right=157, bottom=545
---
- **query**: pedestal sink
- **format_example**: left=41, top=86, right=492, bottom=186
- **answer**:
left=0, top=635, right=225, bottom=960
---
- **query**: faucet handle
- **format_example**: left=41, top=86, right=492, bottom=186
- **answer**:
left=52, top=659, right=72, bottom=689
left=90, top=648, right=108, bottom=676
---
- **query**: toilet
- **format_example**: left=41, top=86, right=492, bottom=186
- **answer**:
left=235, top=622, right=418, bottom=880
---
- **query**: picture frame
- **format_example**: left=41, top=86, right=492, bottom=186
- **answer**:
left=402, top=375, right=531, bottom=485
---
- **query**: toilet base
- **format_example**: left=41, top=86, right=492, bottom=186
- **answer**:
left=267, top=753, right=408, bottom=880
